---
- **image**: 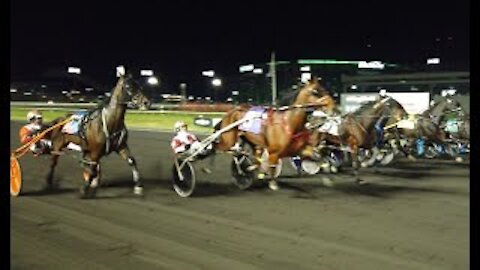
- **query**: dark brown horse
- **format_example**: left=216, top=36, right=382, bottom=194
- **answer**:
left=213, top=78, right=335, bottom=190
left=395, top=95, right=463, bottom=156
left=44, top=74, right=148, bottom=198
left=311, top=96, right=407, bottom=183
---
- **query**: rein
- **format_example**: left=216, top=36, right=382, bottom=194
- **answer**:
left=12, top=116, right=75, bottom=159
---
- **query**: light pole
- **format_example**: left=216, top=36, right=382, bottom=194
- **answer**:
left=269, top=51, right=277, bottom=105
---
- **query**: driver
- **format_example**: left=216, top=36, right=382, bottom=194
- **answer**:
left=171, top=121, right=212, bottom=173
left=363, top=90, right=391, bottom=166
left=19, top=110, right=51, bottom=156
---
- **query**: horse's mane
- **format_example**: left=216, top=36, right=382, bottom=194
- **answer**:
left=278, top=88, right=301, bottom=106
left=352, top=100, right=378, bottom=115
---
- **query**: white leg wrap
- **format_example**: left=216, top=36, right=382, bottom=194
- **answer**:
left=67, top=143, right=82, bottom=152
left=133, top=170, right=140, bottom=182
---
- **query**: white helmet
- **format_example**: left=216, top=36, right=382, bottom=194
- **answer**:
left=27, top=110, right=42, bottom=121
left=379, top=89, right=387, bottom=97
left=174, top=121, right=187, bottom=133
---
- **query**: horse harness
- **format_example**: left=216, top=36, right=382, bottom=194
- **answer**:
left=75, top=107, right=127, bottom=155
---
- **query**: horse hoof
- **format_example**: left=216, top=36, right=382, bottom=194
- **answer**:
left=79, top=184, right=96, bottom=199
left=43, top=183, right=57, bottom=192
left=407, top=155, right=417, bottom=161
left=133, top=186, right=144, bottom=196
left=330, top=166, right=338, bottom=174
left=455, top=157, right=463, bottom=163
left=257, top=173, right=265, bottom=180
left=268, top=180, right=279, bottom=191
left=322, top=177, right=334, bottom=187
left=361, top=162, right=369, bottom=168
left=356, top=179, right=367, bottom=185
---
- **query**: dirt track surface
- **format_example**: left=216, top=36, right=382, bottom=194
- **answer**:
left=11, top=122, right=469, bottom=270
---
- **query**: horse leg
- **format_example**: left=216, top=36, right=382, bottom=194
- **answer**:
left=45, top=135, right=67, bottom=189
left=45, top=155, right=59, bottom=190
left=348, top=137, right=365, bottom=184
left=80, top=161, right=100, bottom=199
left=267, top=152, right=280, bottom=191
left=118, top=147, right=143, bottom=196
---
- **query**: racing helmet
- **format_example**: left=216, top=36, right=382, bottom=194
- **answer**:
left=27, top=110, right=43, bottom=122
left=379, top=89, right=387, bottom=97
left=174, top=121, right=187, bottom=133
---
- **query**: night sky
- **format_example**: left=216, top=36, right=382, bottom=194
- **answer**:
left=11, top=0, right=469, bottom=87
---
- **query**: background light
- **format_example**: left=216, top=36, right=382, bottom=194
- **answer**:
left=140, top=70, right=154, bottom=76
left=427, top=58, right=440, bottom=65
left=67, top=67, right=81, bottom=74
left=253, top=68, right=263, bottom=74
left=202, top=70, right=215, bottom=77
left=147, top=76, right=159, bottom=85
left=212, top=78, right=222, bottom=87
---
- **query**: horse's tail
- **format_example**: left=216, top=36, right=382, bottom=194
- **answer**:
left=213, top=120, right=222, bottom=132
left=214, top=105, right=249, bottom=132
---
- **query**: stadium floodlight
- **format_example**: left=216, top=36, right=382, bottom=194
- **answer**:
left=212, top=78, right=222, bottom=87
left=253, top=68, right=263, bottom=74
left=202, top=70, right=215, bottom=77
left=300, top=66, right=311, bottom=72
left=427, top=58, right=440, bottom=65
left=85, top=87, right=94, bottom=92
left=205, top=96, right=211, bottom=101
left=188, top=96, right=194, bottom=100
left=140, top=70, right=154, bottom=76
left=351, top=85, right=358, bottom=90
left=10, top=88, right=17, bottom=93
left=68, top=67, right=81, bottom=74
left=358, top=61, right=385, bottom=69
left=232, top=90, right=239, bottom=96
left=147, top=76, right=159, bottom=85
left=239, top=64, right=254, bottom=73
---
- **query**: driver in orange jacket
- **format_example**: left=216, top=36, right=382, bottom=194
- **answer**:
left=19, top=110, right=51, bottom=156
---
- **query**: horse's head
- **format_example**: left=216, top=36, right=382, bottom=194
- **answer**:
left=294, top=77, right=336, bottom=112
left=443, top=96, right=463, bottom=114
left=383, top=97, right=408, bottom=122
left=121, top=74, right=152, bottom=109
left=429, top=96, right=463, bottom=116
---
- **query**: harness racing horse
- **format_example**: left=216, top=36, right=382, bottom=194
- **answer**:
left=311, top=96, right=406, bottom=184
left=213, top=78, right=335, bottom=190
left=44, top=74, right=148, bottom=198
left=395, top=95, right=462, bottom=158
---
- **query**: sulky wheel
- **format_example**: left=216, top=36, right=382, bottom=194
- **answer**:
left=172, top=160, right=196, bottom=197
left=10, top=156, right=22, bottom=196
left=231, top=155, right=256, bottom=190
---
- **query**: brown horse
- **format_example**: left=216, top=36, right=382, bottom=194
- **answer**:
left=44, top=74, right=148, bottom=198
left=311, top=96, right=407, bottom=183
left=213, top=78, right=335, bottom=190
left=394, top=95, right=462, bottom=156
